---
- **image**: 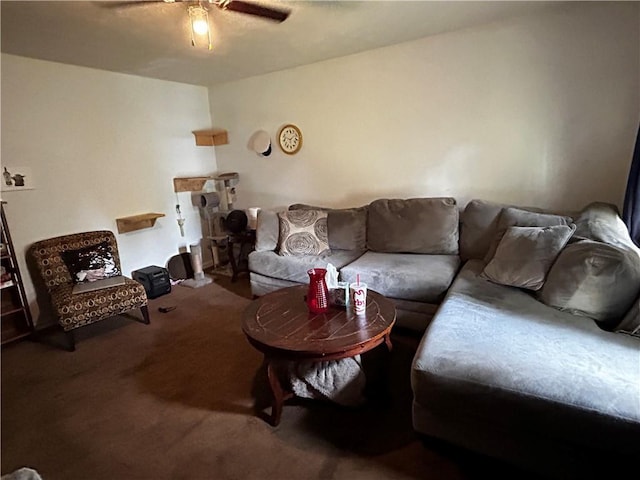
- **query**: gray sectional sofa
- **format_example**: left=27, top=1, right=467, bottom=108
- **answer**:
left=248, top=197, right=640, bottom=478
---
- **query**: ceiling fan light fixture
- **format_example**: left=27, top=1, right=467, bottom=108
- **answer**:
left=188, top=4, right=213, bottom=51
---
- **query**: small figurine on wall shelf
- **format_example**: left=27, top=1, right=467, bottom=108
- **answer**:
left=3, top=168, right=12, bottom=186
left=1, top=166, right=34, bottom=192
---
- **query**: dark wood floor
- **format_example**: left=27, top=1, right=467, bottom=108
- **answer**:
left=205, top=267, right=253, bottom=300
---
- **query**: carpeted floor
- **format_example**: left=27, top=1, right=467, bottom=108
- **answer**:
left=1, top=277, right=537, bottom=480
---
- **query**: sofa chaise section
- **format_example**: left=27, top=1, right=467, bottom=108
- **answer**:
left=411, top=199, right=640, bottom=478
left=412, top=260, right=640, bottom=477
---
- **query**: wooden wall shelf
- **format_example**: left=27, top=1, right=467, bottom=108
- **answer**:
left=116, top=213, right=165, bottom=234
left=173, top=176, right=215, bottom=192
left=192, top=129, right=228, bottom=146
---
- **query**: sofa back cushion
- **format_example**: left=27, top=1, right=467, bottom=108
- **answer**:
left=460, top=199, right=578, bottom=261
left=460, top=199, right=511, bottom=261
left=483, top=208, right=574, bottom=263
left=289, top=204, right=367, bottom=251
left=367, top=197, right=459, bottom=254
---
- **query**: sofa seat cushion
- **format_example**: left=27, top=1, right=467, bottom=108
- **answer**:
left=412, top=260, right=640, bottom=454
left=249, top=249, right=364, bottom=284
left=249, top=272, right=302, bottom=297
left=339, top=252, right=460, bottom=303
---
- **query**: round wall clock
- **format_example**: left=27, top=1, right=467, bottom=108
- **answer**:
left=278, top=124, right=303, bottom=155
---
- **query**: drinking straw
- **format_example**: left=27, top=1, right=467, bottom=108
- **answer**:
left=356, top=274, right=360, bottom=286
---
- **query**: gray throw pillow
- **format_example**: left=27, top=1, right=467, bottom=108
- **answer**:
left=289, top=203, right=367, bottom=251
left=277, top=210, right=330, bottom=256
left=484, top=207, right=573, bottom=263
left=481, top=224, right=575, bottom=291
left=255, top=209, right=279, bottom=252
left=538, top=239, right=640, bottom=325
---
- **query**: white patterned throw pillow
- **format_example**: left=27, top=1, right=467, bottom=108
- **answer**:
left=277, top=210, right=330, bottom=256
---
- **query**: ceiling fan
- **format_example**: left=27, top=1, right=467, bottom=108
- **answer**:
left=104, top=0, right=290, bottom=50
left=105, top=0, right=291, bottom=23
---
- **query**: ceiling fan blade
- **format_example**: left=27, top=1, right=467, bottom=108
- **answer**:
left=222, top=1, right=290, bottom=23
left=100, top=1, right=177, bottom=9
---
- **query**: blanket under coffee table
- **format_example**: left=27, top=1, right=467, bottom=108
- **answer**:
left=242, top=285, right=396, bottom=425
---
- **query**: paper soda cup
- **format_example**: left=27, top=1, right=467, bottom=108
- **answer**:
left=350, top=282, right=367, bottom=315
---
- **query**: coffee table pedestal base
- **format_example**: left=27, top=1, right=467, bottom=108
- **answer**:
left=266, top=360, right=293, bottom=426
left=262, top=333, right=393, bottom=426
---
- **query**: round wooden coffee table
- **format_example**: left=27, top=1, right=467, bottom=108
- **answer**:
left=242, top=285, right=396, bottom=426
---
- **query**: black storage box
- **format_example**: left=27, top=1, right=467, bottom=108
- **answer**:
left=132, top=265, right=171, bottom=299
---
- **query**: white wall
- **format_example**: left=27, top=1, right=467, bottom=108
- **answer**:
left=1, top=54, right=217, bottom=325
left=208, top=2, right=639, bottom=212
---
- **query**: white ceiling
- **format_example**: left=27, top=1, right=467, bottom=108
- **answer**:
left=1, top=1, right=562, bottom=86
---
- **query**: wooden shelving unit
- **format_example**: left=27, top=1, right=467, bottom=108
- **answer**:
left=173, top=176, right=214, bottom=193
left=1, top=201, right=34, bottom=345
left=192, top=129, right=228, bottom=146
left=116, top=213, right=165, bottom=234
left=178, top=127, right=228, bottom=193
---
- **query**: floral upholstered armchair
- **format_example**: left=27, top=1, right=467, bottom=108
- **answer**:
left=29, top=230, right=149, bottom=351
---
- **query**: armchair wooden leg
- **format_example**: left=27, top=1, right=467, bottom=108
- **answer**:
left=65, top=330, right=76, bottom=352
left=140, top=305, right=150, bottom=325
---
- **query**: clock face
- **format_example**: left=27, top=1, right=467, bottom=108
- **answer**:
left=278, top=124, right=302, bottom=154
